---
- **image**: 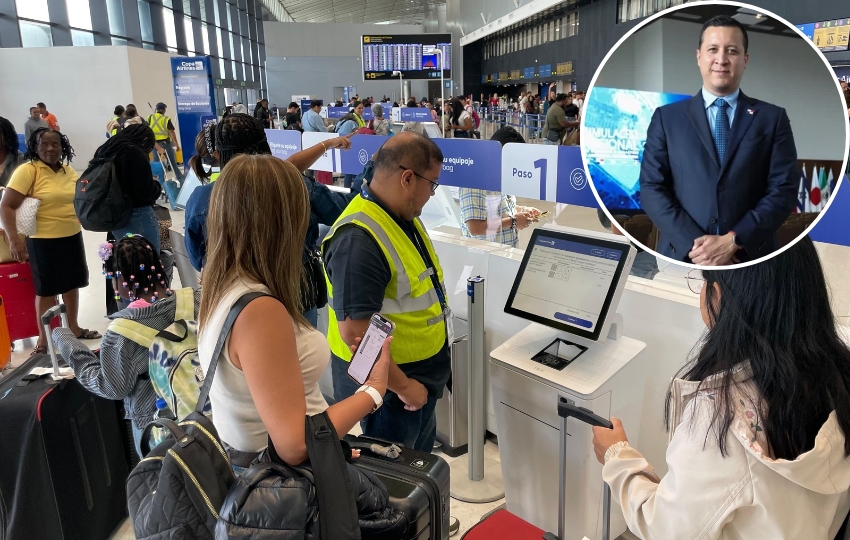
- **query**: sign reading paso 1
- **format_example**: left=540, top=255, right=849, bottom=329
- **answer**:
left=265, top=129, right=302, bottom=161
left=500, top=143, right=598, bottom=208
left=432, top=138, right=502, bottom=190
left=340, top=135, right=390, bottom=175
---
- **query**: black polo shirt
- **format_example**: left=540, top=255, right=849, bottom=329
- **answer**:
left=323, top=186, right=451, bottom=397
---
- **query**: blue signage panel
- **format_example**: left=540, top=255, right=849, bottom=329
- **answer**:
left=265, top=129, right=302, bottom=160
left=834, top=65, right=850, bottom=83
left=362, top=107, right=374, bottom=120
left=556, top=146, right=597, bottom=208
left=539, top=64, right=552, bottom=78
left=400, top=108, right=433, bottom=122
left=171, top=56, right=217, bottom=165
left=301, top=99, right=314, bottom=112
left=795, top=23, right=815, bottom=39
left=432, top=139, right=502, bottom=190
left=327, top=107, right=349, bottom=119
left=339, top=135, right=390, bottom=175
left=809, top=175, right=850, bottom=247
left=524, top=67, right=535, bottom=79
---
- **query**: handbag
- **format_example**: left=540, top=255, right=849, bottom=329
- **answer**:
left=0, top=172, right=41, bottom=237
left=563, top=128, right=579, bottom=146
left=546, top=127, right=562, bottom=143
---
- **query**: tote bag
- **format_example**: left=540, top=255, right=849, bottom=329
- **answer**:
left=0, top=168, right=41, bottom=237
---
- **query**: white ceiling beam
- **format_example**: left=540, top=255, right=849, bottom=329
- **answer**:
left=460, top=0, right=567, bottom=46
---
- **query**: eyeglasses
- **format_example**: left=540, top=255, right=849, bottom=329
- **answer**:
left=399, top=165, right=440, bottom=193
left=685, top=269, right=705, bottom=295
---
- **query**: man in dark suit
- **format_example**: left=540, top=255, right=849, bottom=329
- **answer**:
left=639, top=15, right=798, bottom=265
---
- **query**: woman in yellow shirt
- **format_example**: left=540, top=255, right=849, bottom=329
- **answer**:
left=0, top=128, right=101, bottom=355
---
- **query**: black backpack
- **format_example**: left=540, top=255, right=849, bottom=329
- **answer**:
left=126, top=292, right=383, bottom=540
left=74, top=156, right=133, bottom=232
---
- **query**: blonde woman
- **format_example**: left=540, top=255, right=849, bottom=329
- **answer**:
left=197, top=154, right=391, bottom=467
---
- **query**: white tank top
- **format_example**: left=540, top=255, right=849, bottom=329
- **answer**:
left=197, top=280, right=329, bottom=453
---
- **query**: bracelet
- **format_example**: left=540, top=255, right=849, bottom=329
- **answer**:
left=510, top=216, right=517, bottom=230
left=320, top=141, right=327, bottom=152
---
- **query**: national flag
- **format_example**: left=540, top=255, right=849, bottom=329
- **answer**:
left=810, top=166, right=824, bottom=209
left=796, top=165, right=807, bottom=213
left=823, top=168, right=835, bottom=205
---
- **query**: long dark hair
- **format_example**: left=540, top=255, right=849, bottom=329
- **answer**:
left=449, top=99, right=465, bottom=125
left=0, top=117, right=19, bottom=158
left=665, top=237, right=850, bottom=459
left=25, top=128, right=74, bottom=164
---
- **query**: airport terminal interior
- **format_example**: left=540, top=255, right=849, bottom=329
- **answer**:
left=0, top=0, right=849, bottom=539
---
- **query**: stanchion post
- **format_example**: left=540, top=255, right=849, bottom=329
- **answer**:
left=449, top=276, right=505, bottom=503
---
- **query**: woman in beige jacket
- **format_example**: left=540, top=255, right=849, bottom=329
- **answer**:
left=593, top=237, right=850, bottom=539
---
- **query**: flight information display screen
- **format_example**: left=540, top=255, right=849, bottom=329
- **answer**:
left=505, top=229, right=630, bottom=341
left=361, top=34, right=451, bottom=81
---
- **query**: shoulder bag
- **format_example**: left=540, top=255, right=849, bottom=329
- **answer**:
left=0, top=164, right=41, bottom=237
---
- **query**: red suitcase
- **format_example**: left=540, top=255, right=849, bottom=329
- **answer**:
left=316, top=170, right=334, bottom=185
left=462, top=399, right=614, bottom=540
left=0, top=261, right=56, bottom=342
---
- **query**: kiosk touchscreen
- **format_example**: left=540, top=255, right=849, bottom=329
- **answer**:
left=490, top=226, right=646, bottom=539
left=174, top=169, right=208, bottom=210
left=504, top=226, right=635, bottom=369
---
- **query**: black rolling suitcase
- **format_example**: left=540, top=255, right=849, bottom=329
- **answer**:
left=345, top=434, right=451, bottom=540
left=0, top=305, right=130, bottom=540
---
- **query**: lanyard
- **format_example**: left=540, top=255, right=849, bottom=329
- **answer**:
left=361, top=187, right=448, bottom=309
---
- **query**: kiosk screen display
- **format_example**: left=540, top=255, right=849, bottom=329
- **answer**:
left=505, top=229, right=630, bottom=341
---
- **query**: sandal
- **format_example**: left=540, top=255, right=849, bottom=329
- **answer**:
left=76, top=329, right=102, bottom=340
left=30, top=345, right=48, bottom=356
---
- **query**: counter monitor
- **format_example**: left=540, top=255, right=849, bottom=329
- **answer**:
left=505, top=228, right=632, bottom=342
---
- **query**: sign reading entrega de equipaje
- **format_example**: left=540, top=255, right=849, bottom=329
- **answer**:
left=171, top=56, right=218, bottom=165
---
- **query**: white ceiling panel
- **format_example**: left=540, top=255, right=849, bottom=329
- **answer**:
left=267, top=0, right=445, bottom=24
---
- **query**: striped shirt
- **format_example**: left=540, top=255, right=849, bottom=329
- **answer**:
left=53, top=290, right=201, bottom=430
left=459, top=188, right=519, bottom=247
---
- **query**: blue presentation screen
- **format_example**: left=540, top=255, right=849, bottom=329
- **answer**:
left=583, top=87, right=691, bottom=212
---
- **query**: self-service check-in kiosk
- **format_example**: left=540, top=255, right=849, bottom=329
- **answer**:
left=490, top=226, right=648, bottom=540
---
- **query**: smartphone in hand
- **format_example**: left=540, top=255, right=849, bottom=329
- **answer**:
left=348, top=313, right=395, bottom=385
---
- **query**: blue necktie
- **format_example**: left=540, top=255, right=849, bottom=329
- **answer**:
left=713, top=98, right=730, bottom=166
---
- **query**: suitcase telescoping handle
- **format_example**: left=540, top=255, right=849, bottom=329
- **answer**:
left=544, top=397, right=614, bottom=540
left=41, top=304, right=68, bottom=379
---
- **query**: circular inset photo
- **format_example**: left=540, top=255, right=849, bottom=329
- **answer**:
left=581, top=0, right=850, bottom=268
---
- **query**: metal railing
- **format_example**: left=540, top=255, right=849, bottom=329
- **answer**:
left=476, top=107, right=546, bottom=144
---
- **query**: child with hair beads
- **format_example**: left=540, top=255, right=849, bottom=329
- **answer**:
left=52, top=234, right=200, bottom=457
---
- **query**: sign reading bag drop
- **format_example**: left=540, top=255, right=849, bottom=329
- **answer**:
left=171, top=56, right=217, bottom=164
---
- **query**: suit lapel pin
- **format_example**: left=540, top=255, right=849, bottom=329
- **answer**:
left=747, top=109, right=754, bottom=115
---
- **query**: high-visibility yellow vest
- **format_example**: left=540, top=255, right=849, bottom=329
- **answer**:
left=148, top=113, right=171, bottom=141
left=322, top=195, right=447, bottom=364
left=110, top=116, right=119, bottom=137
left=354, top=114, right=365, bottom=128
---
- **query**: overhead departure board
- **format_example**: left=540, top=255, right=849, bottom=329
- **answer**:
left=361, top=34, right=452, bottom=80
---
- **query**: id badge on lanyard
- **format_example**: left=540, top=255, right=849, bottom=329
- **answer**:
left=444, top=304, right=455, bottom=351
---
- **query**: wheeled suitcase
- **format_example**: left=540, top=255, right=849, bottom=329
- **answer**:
left=0, top=296, right=11, bottom=370
left=345, top=434, right=451, bottom=540
left=461, top=399, right=614, bottom=540
left=0, top=261, right=42, bottom=342
left=0, top=305, right=130, bottom=540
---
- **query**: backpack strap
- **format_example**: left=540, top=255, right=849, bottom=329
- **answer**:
left=108, top=318, right=158, bottom=348
left=175, top=288, right=194, bottom=321
left=305, top=412, right=360, bottom=539
left=195, top=292, right=270, bottom=414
